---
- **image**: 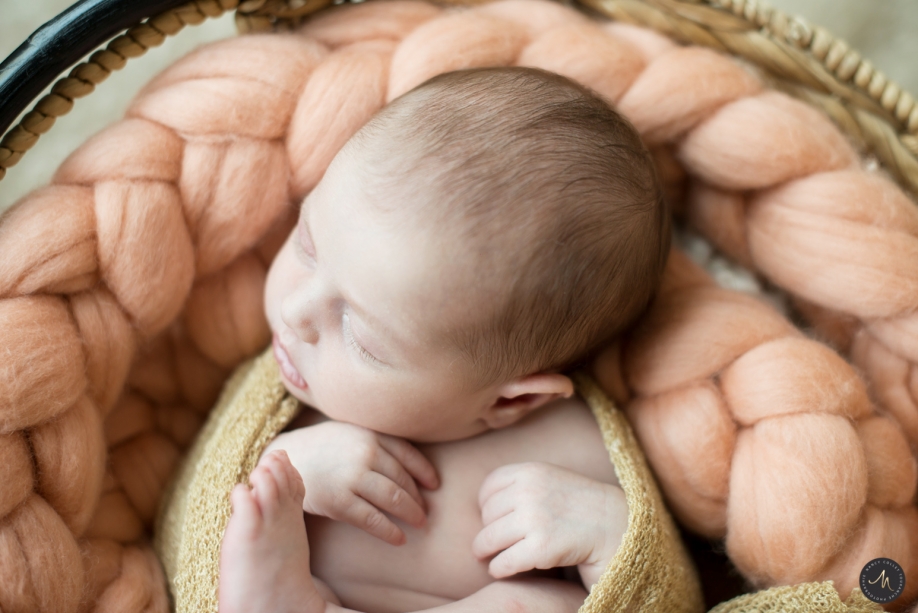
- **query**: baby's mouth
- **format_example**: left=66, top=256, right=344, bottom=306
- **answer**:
left=272, top=335, right=308, bottom=391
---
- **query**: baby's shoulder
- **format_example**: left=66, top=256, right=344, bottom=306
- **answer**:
left=511, top=396, right=600, bottom=442
left=482, top=396, right=619, bottom=487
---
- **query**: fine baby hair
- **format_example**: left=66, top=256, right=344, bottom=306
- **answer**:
left=347, top=66, right=669, bottom=382
left=2, top=0, right=918, bottom=610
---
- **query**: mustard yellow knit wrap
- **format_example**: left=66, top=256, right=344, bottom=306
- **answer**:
left=155, top=348, right=704, bottom=612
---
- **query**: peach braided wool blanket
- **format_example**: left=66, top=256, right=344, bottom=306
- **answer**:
left=0, top=0, right=917, bottom=611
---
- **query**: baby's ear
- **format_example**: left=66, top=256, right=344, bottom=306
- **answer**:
left=482, top=373, right=575, bottom=429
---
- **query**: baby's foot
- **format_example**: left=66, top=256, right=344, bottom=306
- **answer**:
left=219, top=450, right=327, bottom=613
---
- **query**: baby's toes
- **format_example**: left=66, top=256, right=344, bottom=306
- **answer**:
left=283, top=457, right=306, bottom=505
left=264, top=451, right=306, bottom=508
left=225, top=483, right=263, bottom=543
left=249, top=464, right=282, bottom=518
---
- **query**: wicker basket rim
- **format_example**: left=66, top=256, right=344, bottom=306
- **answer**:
left=1, top=0, right=916, bottom=198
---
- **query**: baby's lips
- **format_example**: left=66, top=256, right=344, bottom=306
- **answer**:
left=273, top=334, right=308, bottom=390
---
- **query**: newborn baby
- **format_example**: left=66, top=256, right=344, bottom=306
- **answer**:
left=219, top=66, right=670, bottom=613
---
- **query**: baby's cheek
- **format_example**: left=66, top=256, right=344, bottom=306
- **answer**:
left=318, top=369, right=409, bottom=434
left=331, top=380, right=384, bottom=426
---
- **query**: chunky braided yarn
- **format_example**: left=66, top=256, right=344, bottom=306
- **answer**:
left=1, top=0, right=916, bottom=610
left=686, top=169, right=918, bottom=448
left=594, top=250, right=918, bottom=609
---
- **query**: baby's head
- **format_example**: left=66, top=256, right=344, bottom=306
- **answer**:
left=265, top=67, right=669, bottom=442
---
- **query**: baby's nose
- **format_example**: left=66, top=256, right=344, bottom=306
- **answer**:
left=280, top=292, right=320, bottom=345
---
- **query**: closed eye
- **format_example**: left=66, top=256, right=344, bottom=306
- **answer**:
left=342, top=311, right=383, bottom=366
left=293, top=233, right=316, bottom=266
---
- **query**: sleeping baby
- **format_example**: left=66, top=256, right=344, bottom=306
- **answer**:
left=218, top=66, right=670, bottom=613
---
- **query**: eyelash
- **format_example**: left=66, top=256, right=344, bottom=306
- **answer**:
left=342, top=311, right=381, bottom=366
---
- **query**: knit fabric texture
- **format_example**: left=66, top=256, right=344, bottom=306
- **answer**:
left=155, top=349, right=300, bottom=613
left=155, top=350, right=706, bottom=612
left=710, top=581, right=884, bottom=613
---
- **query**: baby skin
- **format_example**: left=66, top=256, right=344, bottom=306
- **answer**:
left=217, top=66, right=667, bottom=613
left=220, top=398, right=628, bottom=613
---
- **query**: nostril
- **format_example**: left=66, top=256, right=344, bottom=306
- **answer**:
left=300, top=323, right=319, bottom=345
left=285, top=319, right=319, bottom=345
left=280, top=303, right=320, bottom=345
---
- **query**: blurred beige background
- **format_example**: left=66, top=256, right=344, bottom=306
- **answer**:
left=1, top=0, right=916, bottom=212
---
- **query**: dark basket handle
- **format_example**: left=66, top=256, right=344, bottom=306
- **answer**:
left=0, top=0, right=190, bottom=137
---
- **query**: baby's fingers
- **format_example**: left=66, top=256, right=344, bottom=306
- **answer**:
left=487, top=538, right=548, bottom=579
left=372, top=447, right=427, bottom=512
left=378, top=435, right=439, bottom=490
left=472, top=513, right=524, bottom=562
left=479, top=487, right=516, bottom=525
left=357, top=472, right=426, bottom=529
left=477, top=463, right=521, bottom=509
left=340, top=496, right=407, bottom=546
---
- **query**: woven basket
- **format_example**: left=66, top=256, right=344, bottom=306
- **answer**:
left=3, top=0, right=917, bottom=195
left=0, top=1, right=916, bottom=613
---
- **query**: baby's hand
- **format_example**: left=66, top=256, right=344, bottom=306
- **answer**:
left=263, top=421, right=439, bottom=546
left=472, top=462, right=628, bottom=590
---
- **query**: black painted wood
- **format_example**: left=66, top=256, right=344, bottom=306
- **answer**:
left=0, top=0, right=193, bottom=137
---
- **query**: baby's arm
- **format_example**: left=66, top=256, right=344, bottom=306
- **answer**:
left=263, top=419, right=439, bottom=545
left=472, top=462, right=629, bottom=591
